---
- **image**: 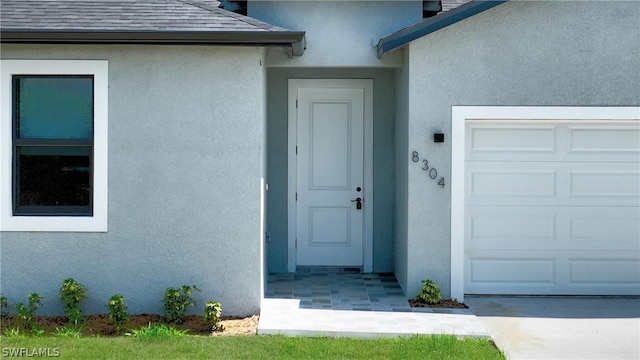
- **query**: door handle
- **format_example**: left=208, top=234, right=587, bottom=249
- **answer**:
left=351, top=197, right=362, bottom=210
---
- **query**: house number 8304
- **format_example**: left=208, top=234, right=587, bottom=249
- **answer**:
left=411, top=151, right=445, bottom=188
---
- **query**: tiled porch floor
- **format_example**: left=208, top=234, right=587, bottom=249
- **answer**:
left=264, top=267, right=413, bottom=311
left=258, top=267, right=490, bottom=338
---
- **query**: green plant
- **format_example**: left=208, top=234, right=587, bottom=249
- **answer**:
left=203, top=301, right=223, bottom=331
left=59, top=278, right=87, bottom=324
left=55, top=326, right=82, bottom=338
left=129, top=323, right=189, bottom=339
left=2, top=327, right=25, bottom=338
left=106, top=294, right=129, bottom=332
left=15, top=293, right=43, bottom=330
left=1, top=295, right=10, bottom=316
left=162, top=285, right=200, bottom=324
left=30, top=325, right=45, bottom=337
left=415, top=279, right=442, bottom=304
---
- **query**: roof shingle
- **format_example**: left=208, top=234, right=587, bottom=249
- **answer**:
left=0, top=0, right=306, bottom=55
left=0, top=0, right=287, bottom=32
left=441, top=0, right=473, bottom=13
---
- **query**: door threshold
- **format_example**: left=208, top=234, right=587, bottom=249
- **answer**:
left=295, top=266, right=363, bottom=274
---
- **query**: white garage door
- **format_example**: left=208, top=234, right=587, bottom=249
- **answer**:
left=465, top=120, right=640, bottom=295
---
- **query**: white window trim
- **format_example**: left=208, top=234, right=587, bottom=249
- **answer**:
left=0, top=60, right=108, bottom=232
left=450, top=106, right=640, bottom=302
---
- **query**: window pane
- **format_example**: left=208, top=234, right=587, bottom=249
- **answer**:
left=16, top=146, right=91, bottom=211
left=16, top=77, right=93, bottom=139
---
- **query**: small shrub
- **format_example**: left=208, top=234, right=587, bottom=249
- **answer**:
left=203, top=301, right=223, bottom=331
left=15, top=293, right=43, bottom=330
left=54, top=326, right=82, bottom=338
left=130, top=323, right=189, bottom=339
left=2, top=327, right=25, bottom=338
left=106, top=294, right=129, bottom=332
left=415, top=279, right=442, bottom=304
left=30, top=325, right=45, bottom=337
left=1, top=295, right=10, bottom=316
left=59, top=278, right=87, bottom=324
left=162, top=285, right=200, bottom=324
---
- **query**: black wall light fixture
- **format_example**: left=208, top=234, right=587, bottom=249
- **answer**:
left=434, top=133, right=445, bottom=143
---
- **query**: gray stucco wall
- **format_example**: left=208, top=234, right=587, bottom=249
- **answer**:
left=266, top=68, right=396, bottom=273
left=250, top=0, right=420, bottom=67
left=403, top=0, right=640, bottom=299
left=0, top=44, right=266, bottom=316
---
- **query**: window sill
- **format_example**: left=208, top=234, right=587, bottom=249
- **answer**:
left=0, top=214, right=107, bottom=232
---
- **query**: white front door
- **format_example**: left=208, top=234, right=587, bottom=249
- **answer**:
left=289, top=80, right=372, bottom=267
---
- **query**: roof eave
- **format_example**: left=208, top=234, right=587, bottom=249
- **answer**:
left=376, top=0, right=507, bottom=58
left=0, top=30, right=307, bottom=56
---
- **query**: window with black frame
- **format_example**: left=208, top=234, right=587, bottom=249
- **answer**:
left=12, top=76, right=94, bottom=216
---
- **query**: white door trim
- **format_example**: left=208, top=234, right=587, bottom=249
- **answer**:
left=288, top=79, right=374, bottom=272
left=451, top=106, right=640, bottom=302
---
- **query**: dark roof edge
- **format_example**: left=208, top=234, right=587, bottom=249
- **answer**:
left=376, top=0, right=507, bottom=58
left=0, top=30, right=307, bottom=56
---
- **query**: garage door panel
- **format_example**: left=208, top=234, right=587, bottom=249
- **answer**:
left=468, top=167, right=556, bottom=199
left=466, top=252, right=640, bottom=295
left=569, top=168, right=640, bottom=200
left=464, top=118, right=639, bottom=296
left=568, top=257, right=640, bottom=285
left=568, top=125, right=640, bottom=160
left=466, top=252, right=561, bottom=294
left=467, top=121, right=640, bottom=162
left=569, top=208, right=640, bottom=245
left=468, top=206, right=639, bottom=251
left=467, top=162, right=639, bottom=206
left=467, top=162, right=558, bottom=205
left=468, top=125, right=556, bottom=155
left=467, top=208, right=556, bottom=249
left=468, top=257, right=555, bottom=284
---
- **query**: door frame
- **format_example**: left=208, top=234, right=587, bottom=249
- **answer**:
left=287, top=79, right=374, bottom=272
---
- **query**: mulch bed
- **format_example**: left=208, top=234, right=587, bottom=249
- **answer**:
left=0, top=314, right=259, bottom=337
left=1, top=298, right=468, bottom=337
left=408, top=298, right=468, bottom=309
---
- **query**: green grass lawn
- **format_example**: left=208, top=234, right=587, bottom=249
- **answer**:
left=1, top=335, right=504, bottom=360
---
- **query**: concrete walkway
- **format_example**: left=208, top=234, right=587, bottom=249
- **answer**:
left=258, top=269, right=490, bottom=338
left=258, top=297, right=490, bottom=338
left=466, top=296, right=640, bottom=360
left=259, top=270, right=640, bottom=359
